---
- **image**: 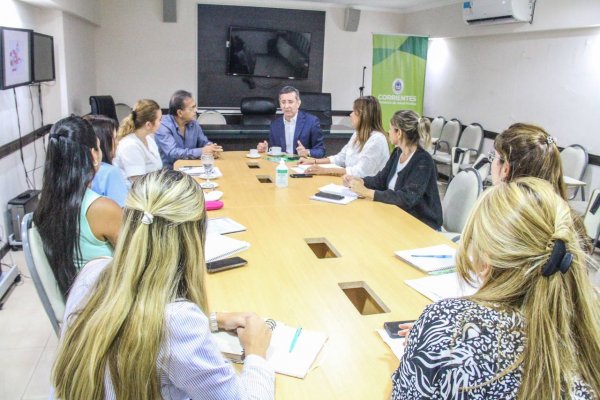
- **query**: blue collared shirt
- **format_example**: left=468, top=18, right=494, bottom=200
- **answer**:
left=91, top=162, right=129, bottom=207
left=155, top=115, right=211, bottom=169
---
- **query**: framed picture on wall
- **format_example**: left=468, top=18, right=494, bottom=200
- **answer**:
left=0, top=27, right=32, bottom=90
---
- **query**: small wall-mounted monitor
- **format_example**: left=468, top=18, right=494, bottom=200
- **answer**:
left=32, top=32, right=55, bottom=83
left=0, top=26, right=32, bottom=90
left=226, top=26, right=311, bottom=80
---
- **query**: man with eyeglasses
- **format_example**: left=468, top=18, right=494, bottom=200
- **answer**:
left=155, top=90, right=223, bottom=169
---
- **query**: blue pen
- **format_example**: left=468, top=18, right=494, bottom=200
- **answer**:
left=411, top=254, right=453, bottom=259
left=289, top=327, right=302, bottom=353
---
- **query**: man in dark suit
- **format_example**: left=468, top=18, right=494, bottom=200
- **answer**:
left=257, top=86, right=325, bottom=158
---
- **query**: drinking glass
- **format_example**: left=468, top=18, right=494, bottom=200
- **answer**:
left=201, top=153, right=215, bottom=186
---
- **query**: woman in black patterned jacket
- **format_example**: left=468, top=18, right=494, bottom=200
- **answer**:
left=344, top=110, right=442, bottom=230
left=392, top=178, right=600, bottom=400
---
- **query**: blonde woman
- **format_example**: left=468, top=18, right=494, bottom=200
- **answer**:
left=299, top=96, right=389, bottom=177
left=52, top=170, right=274, bottom=399
left=114, top=99, right=163, bottom=183
left=392, top=178, right=600, bottom=399
left=490, top=122, right=566, bottom=198
left=344, top=110, right=442, bottom=230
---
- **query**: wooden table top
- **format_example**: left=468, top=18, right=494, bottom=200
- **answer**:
left=175, top=152, right=452, bottom=399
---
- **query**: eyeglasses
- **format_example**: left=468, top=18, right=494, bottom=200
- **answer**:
left=487, top=149, right=504, bottom=163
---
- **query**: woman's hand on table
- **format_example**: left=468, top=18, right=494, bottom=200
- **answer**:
left=237, top=314, right=273, bottom=359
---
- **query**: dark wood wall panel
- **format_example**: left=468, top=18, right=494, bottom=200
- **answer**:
left=197, top=4, right=325, bottom=107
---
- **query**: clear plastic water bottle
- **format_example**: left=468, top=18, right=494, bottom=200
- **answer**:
left=275, top=159, right=288, bottom=188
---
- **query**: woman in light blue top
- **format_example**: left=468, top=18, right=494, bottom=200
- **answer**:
left=33, top=116, right=122, bottom=296
left=84, top=115, right=129, bottom=206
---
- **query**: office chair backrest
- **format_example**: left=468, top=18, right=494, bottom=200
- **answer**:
left=21, top=213, right=65, bottom=336
left=300, top=92, right=332, bottom=126
left=457, top=123, right=483, bottom=154
left=430, top=116, right=445, bottom=141
left=583, top=189, right=600, bottom=252
left=89, top=95, right=118, bottom=122
left=438, top=119, right=461, bottom=150
left=443, top=168, right=482, bottom=234
left=197, top=110, right=227, bottom=125
left=240, top=97, right=277, bottom=125
left=115, top=103, right=132, bottom=124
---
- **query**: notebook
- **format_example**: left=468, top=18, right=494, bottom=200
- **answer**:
left=207, top=217, right=246, bottom=235
left=205, top=233, right=250, bottom=263
left=394, top=244, right=456, bottom=274
left=212, top=321, right=328, bottom=379
left=310, top=183, right=358, bottom=205
left=404, top=272, right=480, bottom=302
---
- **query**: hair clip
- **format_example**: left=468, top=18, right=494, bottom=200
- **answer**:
left=541, top=239, right=572, bottom=277
left=131, top=110, right=137, bottom=120
left=141, top=211, right=154, bottom=225
left=546, top=136, right=556, bottom=145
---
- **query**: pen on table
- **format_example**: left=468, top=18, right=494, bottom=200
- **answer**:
left=289, top=327, right=302, bottom=353
left=410, top=254, right=453, bottom=259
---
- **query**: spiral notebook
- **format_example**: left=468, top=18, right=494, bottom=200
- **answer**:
left=205, top=233, right=250, bottom=263
left=394, top=244, right=456, bottom=274
left=212, top=321, right=328, bottom=379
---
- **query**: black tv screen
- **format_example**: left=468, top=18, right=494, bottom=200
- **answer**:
left=227, top=26, right=311, bottom=80
left=32, top=32, right=55, bottom=83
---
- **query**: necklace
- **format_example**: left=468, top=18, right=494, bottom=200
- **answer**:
left=399, top=146, right=416, bottom=164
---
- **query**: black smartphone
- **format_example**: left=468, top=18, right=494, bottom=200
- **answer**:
left=247, top=164, right=260, bottom=169
left=290, top=173, right=313, bottom=178
left=383, top=320, right=415, bottom=339
left=315, top=191, right=344, bottom=200
left=206, top=257, right=248, bottom=273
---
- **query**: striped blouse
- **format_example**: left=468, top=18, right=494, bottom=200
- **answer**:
left=57, top=258, right=275, bottom=400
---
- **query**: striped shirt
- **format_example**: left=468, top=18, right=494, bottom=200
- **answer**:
left=56, top=258, right=275, bottom=400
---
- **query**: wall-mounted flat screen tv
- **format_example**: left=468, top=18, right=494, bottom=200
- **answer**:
left=226, top=26, right=311, bottom=80
left=32, top=32, right=55, bottom=83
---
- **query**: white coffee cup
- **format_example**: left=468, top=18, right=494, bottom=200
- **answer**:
left=249, top=148, right=259, bottom=156
left=269, top=146, right=282, bottom=156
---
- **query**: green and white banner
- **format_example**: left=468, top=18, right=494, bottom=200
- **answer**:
left=372, top=34, right=428, bottom=127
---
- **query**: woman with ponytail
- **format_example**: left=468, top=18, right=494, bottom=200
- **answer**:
left=392, top=177, right=600, bottom=399
left=53, top=170, right=274, bottom=400
left=33, top=116, right=122, bottom=297
left=344, top=110, right=442, bottom=230
left=113, top=99, right=163, bottom=183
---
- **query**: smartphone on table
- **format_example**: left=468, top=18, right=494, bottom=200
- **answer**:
left=206, top=257, right=247, bottom=273
left=383, top=320, right=415, bottom=339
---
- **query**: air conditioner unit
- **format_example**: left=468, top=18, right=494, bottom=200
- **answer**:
left=463, top=0, right=535, bottom=25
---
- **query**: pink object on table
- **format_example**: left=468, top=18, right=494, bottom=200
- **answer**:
left=205, top=200, right=223, bottom=211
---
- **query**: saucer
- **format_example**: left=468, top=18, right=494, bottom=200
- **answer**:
left=246, top=153, right=261, bottom=159
left=199, top=181, right=219, bottom=189
left=204, top=190, right=223, bottom=201
left=266, top=151, right=283, bottom=157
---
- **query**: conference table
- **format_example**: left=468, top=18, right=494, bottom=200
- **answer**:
left=175, top=152, right=452, bottom=399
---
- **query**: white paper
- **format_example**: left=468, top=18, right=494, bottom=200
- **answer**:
left=207, top=217, right=246, bottom=235
left=376, top=329, right=406, bottom=361
left=310, top=195, right=356, bottom=205
left=213, top=322, right=328, bottom=379
left=319, top=183, right=358, bottom=198
left=404, top=272, right=480, bottom=302
left=205, top=233, right=250, bottom=262
left=292, top=164, right=344, bottom=174
left=178, top=166, right=205, bottom=175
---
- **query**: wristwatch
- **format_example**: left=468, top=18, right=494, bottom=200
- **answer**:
left=209, top=312, right=218, bottom=332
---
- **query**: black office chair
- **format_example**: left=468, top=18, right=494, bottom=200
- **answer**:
left=300, top=92, right=332, bottom=126
left=240, top=97, right=277, bottom=125
left=89, top=95, right=118, bottom=122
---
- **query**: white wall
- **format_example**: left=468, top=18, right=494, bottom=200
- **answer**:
left=95, top=0, right=405, bottom=110
left=0, top=0, right=97, bottom=241
left=402, top=0, right=600, bottom=191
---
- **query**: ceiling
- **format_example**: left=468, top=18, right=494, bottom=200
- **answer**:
left=271, top=0, right=463, bottom=12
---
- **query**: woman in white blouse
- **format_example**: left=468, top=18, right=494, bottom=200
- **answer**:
left=114, top=99, right=163, bottom=183
left=299, top=96, right=389, bottom=177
